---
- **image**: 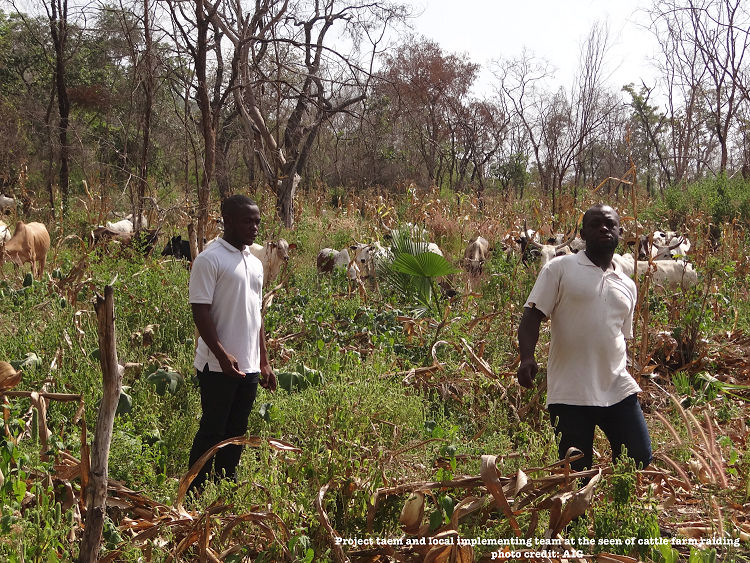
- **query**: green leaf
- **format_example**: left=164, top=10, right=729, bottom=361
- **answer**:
left=277, top=371, right=302, bottom=392
left=390, top=252, right=457, bottom=278
left=428, top=509, right=443, bottom=532
left=145, top=368, right=184, bottom=396
left=277, top=368, right=324, bottom=392
left=116, top=388, right=132, bottom=416
left=13, top=478, right=26, bottom=503
left=440, top=495, right=455, bottom=520
left=259, top=402, right=279, bottom=423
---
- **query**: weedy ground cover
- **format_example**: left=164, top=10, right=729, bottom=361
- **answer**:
left=0, top=181, right=749, bottom=561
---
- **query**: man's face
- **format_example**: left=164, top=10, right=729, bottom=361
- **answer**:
left=224, top=204, right=261, bottom=247
left=581, top=207, right=621, bottom=253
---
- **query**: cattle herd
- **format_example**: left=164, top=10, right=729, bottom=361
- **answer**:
left=0, top=193, right=699, bottom=290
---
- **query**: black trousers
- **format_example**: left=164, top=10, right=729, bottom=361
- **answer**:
left=187, top=366, right=259, bottom=493
left=548, top=393, right=652, bottom=472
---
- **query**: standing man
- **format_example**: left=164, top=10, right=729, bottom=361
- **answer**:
left=187, top=194, right=277, bottom=493
left=517, top=204, right=651, bottom=472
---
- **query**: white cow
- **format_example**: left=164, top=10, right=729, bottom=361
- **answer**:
left=317, top=247, right=353, bottom=275
left=525, top=233, right=577, bottom=266
left=461, top=236, right=490, bottom=277
left=638, top=231, right=691, bottom=260
left=613, top=253, right=698, bottom=287
left=105, top=219, right=134, bottom=234
left=0, top=220, right=10, bottom=243
left=249, top=239, right=296, bottom=288
left=0, top=195, right=15, bottom=213
left=518, top=221, right=577, bottom=266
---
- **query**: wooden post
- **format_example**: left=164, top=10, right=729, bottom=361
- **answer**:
left=79, top=285, right=121, bottom=562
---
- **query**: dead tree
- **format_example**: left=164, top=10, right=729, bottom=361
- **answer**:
left=78, top=286, right=122, bottom=563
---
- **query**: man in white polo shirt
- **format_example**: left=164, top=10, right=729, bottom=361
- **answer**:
left=517, top=204, right=651, bottom=472
left=187, top=194, right=277, bottom=494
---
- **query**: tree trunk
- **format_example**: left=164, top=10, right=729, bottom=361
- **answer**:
left=44, top=86, right=57, bottom=219
left=195, top=0, right=215, bottom=251
left=49, top=0, right=70, bottom=218
left=78, top=286, right=122, bottom=563
left=275, top=168, right=301, bottom=229
left=134, top=0, right=154, bottom=231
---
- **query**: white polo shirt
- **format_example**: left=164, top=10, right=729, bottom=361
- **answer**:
left=524, top=252, right=640, bottom=407
left=189, top=237, right=264, bottom=373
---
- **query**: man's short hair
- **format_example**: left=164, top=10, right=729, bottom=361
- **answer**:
left=221, top=194, right=258, bottom=217
left=582, top=204, right=618, bottom=229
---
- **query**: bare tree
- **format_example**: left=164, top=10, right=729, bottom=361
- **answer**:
left=47, top=0, right=72, bottom=217
left=10, top=0, right=83, bottom=218
left=165, top=0, right=233, bottom=246
left=113, top=0, right=160, bottom=230
left=453, top=99, right=509, bottom=201
left=650, top=0, right=750, bottom=176
left=495, top=24, right=616, bottom=213
left=210, top=0, right=407, bottom=228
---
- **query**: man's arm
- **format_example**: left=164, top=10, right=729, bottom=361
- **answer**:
left=517, top=306, right=546, bottom=388
left=192, top=303, right=245, bottom=378
left=259, top=319, right=277, bottom=391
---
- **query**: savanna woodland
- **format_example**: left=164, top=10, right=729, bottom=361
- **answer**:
left=1, top=0, right=750, bottom=560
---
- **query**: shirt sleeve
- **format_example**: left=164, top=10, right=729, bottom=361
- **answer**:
left=621, top=279, right=637, bottom=339
left=524, top=261, right=561, bottom=318
left=189, top=254, right=217, bottom=305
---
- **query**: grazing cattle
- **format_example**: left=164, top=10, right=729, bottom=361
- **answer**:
left=0, top=195, right=15, bottom=213
left=568, top=237, right=585, bottom=253
left=461, top=236, right=490, bottom=277
left=386, top=225, right=442, bottom=257
left=317, top=247, right=352, bottom=274
left=352, top=241, right=396, bottom=280
left=522, top=225, right=577, bottom=267
left=161, top=235, right=192, bottom=261
left=316, top=243, right=386, bottom=282
left=613, top=253, right=698, bottom=287
left=637, top=231, right=690, bottom=260
left=248, top=239, right=296, bottom=287
left=0, top=221, right=10, bottom=243
left=105, top=218, right=135, bottom=234
left=1, top=221, right=50, bottom=278
left=92, top=226, right=130, bottom=245
left=92, top=227, right=159, bottom=255
left=111, top=212, right=149, bottom=228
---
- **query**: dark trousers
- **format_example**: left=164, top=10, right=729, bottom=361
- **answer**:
left=187, top=367, right=259, bottom=493
left=548, top=393, right=652, bottom=472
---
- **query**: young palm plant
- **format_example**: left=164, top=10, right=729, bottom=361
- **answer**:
left=379, top=224, right=458, bottom=320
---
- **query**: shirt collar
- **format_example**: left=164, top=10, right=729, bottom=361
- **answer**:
left=577, top=250, right=622, bottom=274
left=217, top=237, right=248, bottom=254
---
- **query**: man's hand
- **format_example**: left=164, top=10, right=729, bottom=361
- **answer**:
left=219, top=353, right=245, bottom=379
left=260, top=363, right=277, bottom=391
left=517, top=358, right=538, bottom=389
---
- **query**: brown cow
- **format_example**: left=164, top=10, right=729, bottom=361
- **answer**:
left=1, top=221, right=50, bottom=278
